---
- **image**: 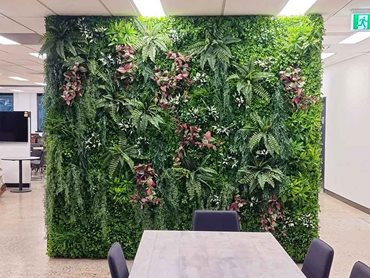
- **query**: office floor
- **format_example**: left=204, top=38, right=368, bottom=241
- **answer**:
left=0, top=180, right=369, bottom=278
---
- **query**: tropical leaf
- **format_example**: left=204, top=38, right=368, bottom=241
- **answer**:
left=227, top=59, right=273, bottom=105
left=105, top=139, right=139, bottom=176
left=126, top=98, right=164, bottom=134
left=238, top=161, right=284, bottom=193
left=248, top=132, right=263, bottom=150
left=41, top=24, right=83, bottom=60
left=168, top=155, right=217, bottom=202
left=189, top=28, right=240, bottom=71
left=134, top=20, right=171, bottom=62
left=106, top=21, right=137, bottom=46
left=266, top=134, right=280, bottom=155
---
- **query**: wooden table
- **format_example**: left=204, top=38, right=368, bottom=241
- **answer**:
left=129, top=230, right=305, bottom=278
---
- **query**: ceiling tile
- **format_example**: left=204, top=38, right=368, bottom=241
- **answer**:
left=12, top=17, right=46, bottom=35
left=8, top=59, right=43, bottom=66
left=0, top=60, right=12, bottom=66
left=101, top=0, right=138, bottom=15
left=335, top=0, right=370, bottom=16
left=39, top=0, right=110, bottom=15
left=224, top=0, right=288, bottom=15
left=324, top=52, right=367, bottom=67
left=0, top=16, right=34, bottom=33
left=309, top=0, right=350, bottom=18
left=2, top=64, right=36, bottom=72
left=23, top=64, right=44, bottom=72
left=324, top=15, right=351, bottom=33
left=26, top=45, right=42, bottom=52
left=0, top=0, right=54, bottom=17
left=323, top=34, right=349, bottom=46
left=161, top=0, right=224, bottom=16
left=0, top=45, right=38, bottom=56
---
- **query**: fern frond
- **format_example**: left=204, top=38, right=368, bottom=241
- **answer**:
left=248, top=132, right=263, bottom=151
left=254, top=84, right=270, bottom=102
left=267, top=134, right=280, bottom=155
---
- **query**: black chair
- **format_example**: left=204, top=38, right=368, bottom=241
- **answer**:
left=108, top=242, right=129, bottom=278
left=31, top=151, right=45, bottom=173
left=350, top=261, right=370, bottom=278
left=192, top=210, right=240, bottom=232
left=301, top=238, right=334, bottom=278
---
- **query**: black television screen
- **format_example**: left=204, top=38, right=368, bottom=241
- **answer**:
left=0, top=111, right=29, bottom=142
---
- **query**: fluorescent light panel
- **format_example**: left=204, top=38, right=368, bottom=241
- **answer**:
left=279, top=0, right=318, bottom=16
left=133, top=0, right=165, bottom=17
left=339, top=32, right=370, bottom=44
left=0, top=35, right=19, bottom=45
left=34, top=82, right=46, bottom=86
left=30, top=52, right=47, bottom=59
left=9, top=76, right=29, bottom=81
left=321, top=53, right=335, bottom=60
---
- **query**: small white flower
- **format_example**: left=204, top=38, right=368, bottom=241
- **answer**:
left=169, top=29, right=179, bottom=42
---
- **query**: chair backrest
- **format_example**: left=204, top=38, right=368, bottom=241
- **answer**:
left=31, top=149, right=42, bottom=157
left=192, top=210, right=240, bottom=232
left=350, top=261, right=370, bottom=278
left=301, top=238, right=334, bottom=278
left=108, top=242, right=129, bottom=278
left=39, top=150, right=46, bottom=167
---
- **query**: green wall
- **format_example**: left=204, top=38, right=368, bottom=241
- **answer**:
left=43, top=15, right=323, bottom=261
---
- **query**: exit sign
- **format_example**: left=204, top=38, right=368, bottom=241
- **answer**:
left=352, top=13, right=370, bottom=30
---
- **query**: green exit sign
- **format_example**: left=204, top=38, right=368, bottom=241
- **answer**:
left=352, top=13, right=370, bottom=30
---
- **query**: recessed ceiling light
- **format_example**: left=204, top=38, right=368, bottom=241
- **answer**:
left=9, top=76, right=29, bottom=81
left=321, top=53, right=335, bottom=60
left=30, top=52, right=47, bottom=59
left=279, top=0, right=318, bottom=16
left=0, top=35, right=19, bottom=45
left=11, top=89, right=23, bottom=92
left=34, top=82, right=46, bottom=86
left=133, top=0, right=165, bottom=17
left=339, top=32, right=370, bottom=44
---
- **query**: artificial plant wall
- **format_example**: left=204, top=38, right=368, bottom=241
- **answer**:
left=43, top=15, right=323, bottom=261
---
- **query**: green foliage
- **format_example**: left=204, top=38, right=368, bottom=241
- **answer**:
left=227, top=59, right=273, bottom=104
left=238, top=159, right=284, bottom=192
left=105, top=138, right=139, bottom=176
left=106, top=21, right=137, bottom=46
left=133, top=20, right=171, bottom=62
left=126, top=98, right=164, bottom=134
left=44, top=15, right=323, bottom=262
left=248, top=113, right=280, bottom=156
left=41, top=23, right=82, bottom=60
left=189, top=27, right=240, bottom=71
left=168, top=155, right=217, bottom=204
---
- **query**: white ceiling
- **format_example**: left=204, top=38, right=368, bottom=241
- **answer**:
left=0, top=0, right=369, bottom=91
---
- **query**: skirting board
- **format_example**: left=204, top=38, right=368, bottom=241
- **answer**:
left=5, top=183, right=30, bottom=188
left=324, top=189, right=370, bottom=215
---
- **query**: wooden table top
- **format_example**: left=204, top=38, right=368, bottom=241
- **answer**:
left=129, top=230, right=305, bottom=278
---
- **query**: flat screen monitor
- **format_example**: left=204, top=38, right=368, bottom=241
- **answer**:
left=0, top=111, right=29, bottom=142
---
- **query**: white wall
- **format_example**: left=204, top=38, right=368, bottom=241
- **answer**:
left=0, top=91, right=41, bottom=184
left=323, top=53, right=370, bottom=209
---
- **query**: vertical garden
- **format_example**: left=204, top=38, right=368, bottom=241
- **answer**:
left=43, top=15, right=323, bottom=261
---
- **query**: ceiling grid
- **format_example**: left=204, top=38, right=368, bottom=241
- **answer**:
left=0, top=0, right=368, bottom=89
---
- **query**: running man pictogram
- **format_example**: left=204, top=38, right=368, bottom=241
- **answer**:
left=358, top=15, right=368, bottom=29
